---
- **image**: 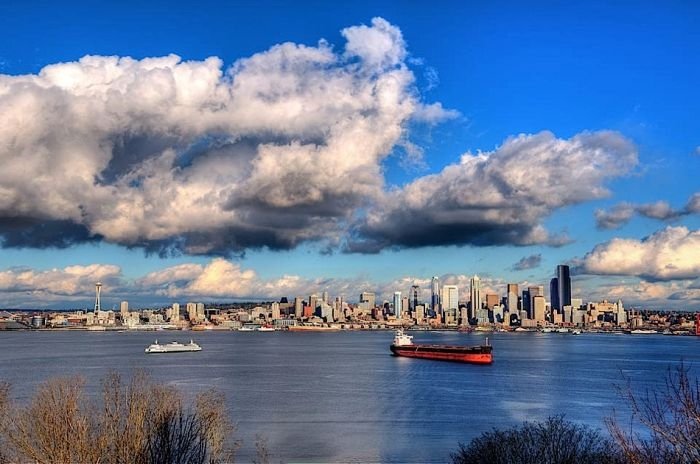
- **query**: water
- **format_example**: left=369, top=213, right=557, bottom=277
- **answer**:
left=0, top=330, right=698, bottom=463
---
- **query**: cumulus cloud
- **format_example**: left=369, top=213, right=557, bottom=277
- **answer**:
left=511, top=254, right=542, bottom=271
left=582, top=226, right=700, bottom=281
left=348, top=130, right=637, bottom=252
left=595, top=194, right=700, bottom=230
left=0, top=18, right=457, bottom=256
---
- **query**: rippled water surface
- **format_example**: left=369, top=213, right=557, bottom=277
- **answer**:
left=1, top=330, right=698, bottom=463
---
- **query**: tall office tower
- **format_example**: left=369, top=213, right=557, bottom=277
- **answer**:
left=309, top=294, right=320, bottom=311
left=94, top=282, right=102, bottom=314
left=485, top=294, right=499, bottom=309
left=119, top=300, right=128, bottom=317
left=322, top=291, right=329, bottom=304
left=196, top=303, right=205, bottom=321
left=506, top=284, right=519, bottom=313
left=271, top=302, right=281, bottom=320
left=441, top=285, right=459, bottom=310
left=171, top=303, right=180, bottom=322
left=550, top=277, right=560, bottom=311
left=294, top=297, right=303, bottom=318
left=431, top=276, right=440, bottom=312
left=401, top=297, right=409, bottom=318
left=556, top=265, right=572, bottom=309
left=532, top=295, right=546, bottom=322
left=411, top=285, right=420, bottom=311
left=393, top=292, right=402, bottom=318
left=470, top=275, right=481, bottom=319
left=522, top=289, right=531, bottom=317
left=360, top=292, right=376, bottom=309
left=528, top=286, right=543, bottom=319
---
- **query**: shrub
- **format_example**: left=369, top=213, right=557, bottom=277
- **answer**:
left=451, top=415, right=623, bottom=464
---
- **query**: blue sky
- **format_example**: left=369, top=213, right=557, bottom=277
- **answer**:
left=0, top=1, right=698, bottom=309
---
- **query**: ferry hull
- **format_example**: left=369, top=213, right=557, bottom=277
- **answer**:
left=390, top=344, right=493, bottom=364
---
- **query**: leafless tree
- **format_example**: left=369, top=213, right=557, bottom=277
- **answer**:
left=0, top=371, right=236, bottom=464
left=606, top=363, right=700, bottom=464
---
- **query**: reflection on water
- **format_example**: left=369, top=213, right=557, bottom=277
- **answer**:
left=0, top=330, right=697, bottom=463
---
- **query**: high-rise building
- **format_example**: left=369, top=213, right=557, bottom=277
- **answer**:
left=550, top=277, right=560, bottom=311
left=171, top=303, right=180, bottom=322
left=431, top=276, right=440, bottom=313
left=522, top=289, right=531, bottom=317
left=410, top=285, right=420, bottom=311
left=441, top=285, right=458, bottom=310
left=294, top=297, right=303, bottom=318
left=393, top=292, right=402, bottom=318
left=119, top=300, right=128, bottom=316
left=485, top=294, right=499, bottom=309
left=470, top=275, right=481, bottom=319
left=322, top=291, right=329, bottom=304
left=271, top=302, right=281, bottom=320
left=186, top=302, right=197, bottom=321
left=532, top=295, right=546, bottom=323
left=196, top=303, right=205, bottom=321
left=360, top=292, right=375, bottom=309
left=309, top=294, right=319, bottom=311
left=506, top=284, right=519, bottom=313
left=557, top=265, right=572, bottom=309
left=528, top=286, right=544, bottom=319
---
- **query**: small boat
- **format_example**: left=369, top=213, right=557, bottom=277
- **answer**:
left=629, top=329, right=657, bottom=335
left=390, top=329, right=492, bottom=364
left=238, top=325, right=257, bottom=332
left=571, top=329, right=582, bottom=335
left=145, top=339, right=201, bottom=354
left=256, top=326, right=275, bottom=332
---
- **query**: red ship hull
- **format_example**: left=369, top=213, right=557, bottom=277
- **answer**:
left=390, top=343, right=493, bottom=364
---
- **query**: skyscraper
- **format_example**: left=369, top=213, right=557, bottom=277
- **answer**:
left=431, top=276, right=440, bottom=313
left=550, top=277, right=560, bottom=311
left=506, top=284, right=519, bottom=313
left=557, top=265, right=572, bottom=309
left=441, top=285, right=458, bottom=310
left=393, top=292, right=402, bottom=318
left=470, top=275, right=481, bottom=320
left=360, top=292, right=375, bottom=309
left=411, top=285, right=420, bottom=311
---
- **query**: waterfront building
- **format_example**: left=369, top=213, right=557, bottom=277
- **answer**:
left=186, top=302, right=197, bottom=321
left=271, top=302, right=281, bottom=320
left=171, top=303, right=180, bottom=323
left=393, top=292, right=402, bottom=318
left=196, top=303, right=205, bottom=321
left=616, top=300, right=626, bottom=325
left=294, top=297, right=303, bottom=318
left=119, top=300, right=128, bottom=317
left=557, top=265, right=572, bottom=309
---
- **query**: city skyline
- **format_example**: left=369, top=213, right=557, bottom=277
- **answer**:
left=0, top=2, right=699, bottom=310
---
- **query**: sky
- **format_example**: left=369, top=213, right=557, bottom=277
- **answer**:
left=0, top=0, right=699, bottom=310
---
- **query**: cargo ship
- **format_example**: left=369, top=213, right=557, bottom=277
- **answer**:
left=390, top=329, right=493, bottom=364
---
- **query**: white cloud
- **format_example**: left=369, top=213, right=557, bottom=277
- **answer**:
left=0, top=18, right=453, bottom=256
left=349, top=130, right=637, bottom=251
left=582, top=226, right=700, bottom=281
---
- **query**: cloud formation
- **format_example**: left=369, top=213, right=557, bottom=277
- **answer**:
left=348, top=130, right=638, bottom=252
left=0, top=18, right=455, bottom=256
left=511, top=254, right=542, bottom=271
left=595, top=194, right=700, bottom=230
left=582, top=226, right=700, bottom=281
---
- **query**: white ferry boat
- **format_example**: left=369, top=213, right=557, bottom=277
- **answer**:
left=145, top=340, right=202, bottom=354
left=630, top=329, right=658, bottom=335
left=256, top=326, right=275, bottom=332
